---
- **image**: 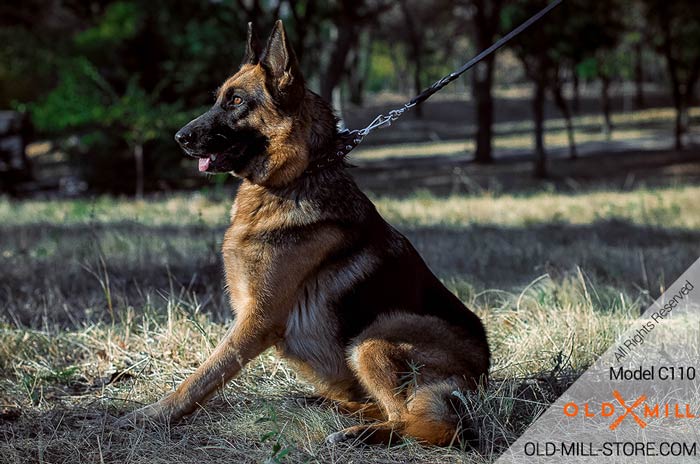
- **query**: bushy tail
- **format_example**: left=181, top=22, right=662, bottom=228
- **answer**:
left=403, top=380, right=484, bottom=447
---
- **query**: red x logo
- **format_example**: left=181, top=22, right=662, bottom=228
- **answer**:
left=609, top=390, right=647, bottom=430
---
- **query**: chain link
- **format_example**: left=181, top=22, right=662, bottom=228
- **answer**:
left=357, top=102, right=417, bottom=138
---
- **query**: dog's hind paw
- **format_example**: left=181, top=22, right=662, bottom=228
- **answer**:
left=325, top=429, right=358, bottom=444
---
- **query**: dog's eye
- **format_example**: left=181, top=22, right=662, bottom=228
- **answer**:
left=232, top=95, right=243, bottom=106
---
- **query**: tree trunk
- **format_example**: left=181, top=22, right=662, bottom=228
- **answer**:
left=399, top=0, right=423, bottom=118
left=287, top=0, right=317, bottom=65
left=634, top=41, right=645, bottom=109
left=321, top=22, right=357, bottom=104
left=533, top=80, right=547, bottom=178
left=347, top=31, right=371, bottom=106
left=601, top=75, right=613, bottom=140
left=667, top=71, right=684, bottom=150
left=389, top=44, right=408, bottom=95
left=572, top=69, right=580, bottom=114
left=134, top=143, right=144, bottom=200
left=470, top=0, right=502, bottom=163
left=658, top=5, right=685, bottom=150
left=413, top=52, right=424, bottom=118
left=472, top=60, right=495, bottom=163
left=347, top=46, right=363, bottom=106
left=552, top=82, right=577, bottom=159
left=684, top=59, right=700, bottom=147
left=672, top=94, right=686, bottom=150
left=333, top=87, right=345, bottom=129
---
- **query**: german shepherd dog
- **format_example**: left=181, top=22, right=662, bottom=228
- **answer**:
left=125, top=21, right=490, bottom=446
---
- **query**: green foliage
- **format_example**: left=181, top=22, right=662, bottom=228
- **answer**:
left=256, top=404, right=294, bottom=463
left=30, top=2, right=190, bottom=141
left=74, top=2, right=143, bottom=47
left=29, top=51, right=189, bottom=192
left=10, top=0, right=239, bottom=192
left=0, top=26, right=59, bottom=107
left=575, top=57, right=598, bottom=80
left=30, top=58, right=109, bottom=132
left=502, top=0, right=627, bottom=83
left=367, top=42, right=400, bottom=92
left=643, top=0, right=700, bottom=81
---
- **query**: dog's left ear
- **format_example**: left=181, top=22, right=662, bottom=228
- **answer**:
left=241, top=22, right=261, bottom=66
left=260, top=20, right=304, bottom=109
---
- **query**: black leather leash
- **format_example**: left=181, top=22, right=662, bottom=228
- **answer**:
left=307, top=0, right=564, bottom=174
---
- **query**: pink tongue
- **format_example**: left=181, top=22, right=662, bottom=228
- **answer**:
left=198, top=157, right=210, bottom=172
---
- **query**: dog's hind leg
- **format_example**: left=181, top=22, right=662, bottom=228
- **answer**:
left=335, top=400, right=386, bottom=421
left=329, top=338, right=459, bottom=445
left=327, top=314, right=488, bottom=446
left=327, top=389, right=459, bottom=446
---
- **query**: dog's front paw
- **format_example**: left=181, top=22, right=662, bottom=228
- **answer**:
left=114, top=399, right=177, bottom=429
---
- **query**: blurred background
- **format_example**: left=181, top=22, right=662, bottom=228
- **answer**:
left=1, top=0, right=699, bottom=197
left=1, top=3, right=700, bottom=461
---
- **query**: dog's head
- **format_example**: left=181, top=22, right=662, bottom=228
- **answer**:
left=175, top=21, right=312, bottom=185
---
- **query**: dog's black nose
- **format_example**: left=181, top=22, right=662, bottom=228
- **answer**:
left=175, top=129, right=195, bottom=148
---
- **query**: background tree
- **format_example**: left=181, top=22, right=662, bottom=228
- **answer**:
left=319, top=0, right=391, bottom=106
left=571, top=0, right=626, bottom=140
left=623, top=0, right=648, bottom=109
left=505, top=0, right=626, bottom=175
left=504, top=0, right=567, bottom=177
left=373, top=0, right=457, bottom=119
left=346, top=30, right=374, bottom=106
left=644, top=0, right=700, bottom=150
left=8, top=1, right=243, bottom=193
left=461, top=0, right=505, bottom=163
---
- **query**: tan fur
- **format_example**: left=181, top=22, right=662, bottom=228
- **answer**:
left=328, top=314, right=485, bottom=446
left=124, top=21, right=490, bottom=447
left=216, top=65, right=311, bottom=187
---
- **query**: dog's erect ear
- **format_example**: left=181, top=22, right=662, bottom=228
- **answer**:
left=260, top=20, right=299, bottom=79
left=241, top=22, right=261, bottom=66
left=260, top=20, right=304, bottom=108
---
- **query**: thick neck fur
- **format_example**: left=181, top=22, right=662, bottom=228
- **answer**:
left=302, top=90, right=341, bottom=165
left=235, top=89, right=364, bottom=226
left=250, top=88, right=343, bottom=191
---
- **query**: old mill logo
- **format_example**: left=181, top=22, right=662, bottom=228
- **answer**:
left=563, top=391, right=697, bottom=430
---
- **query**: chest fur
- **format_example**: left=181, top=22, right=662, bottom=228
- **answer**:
left=280, top=278, right=348, bottom=379
left=221, top=186, right=376, bottom=380
left=222, top=190, right=317, bottom=313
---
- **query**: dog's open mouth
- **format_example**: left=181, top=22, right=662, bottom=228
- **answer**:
left=188, top=146, right=254, bottom=174
left=192, top=151, right=235, bottom=173
left=177, top=129, right=269, bottom=174
left=198, top=155, right=214, bottom=172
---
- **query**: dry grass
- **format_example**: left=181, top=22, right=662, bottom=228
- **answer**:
left=4, top=183, right=699, bottom=228
left=1, top=180, right=699, bottom=463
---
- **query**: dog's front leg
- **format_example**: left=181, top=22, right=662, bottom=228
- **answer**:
left=124, top=312, right=281, bottom=424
